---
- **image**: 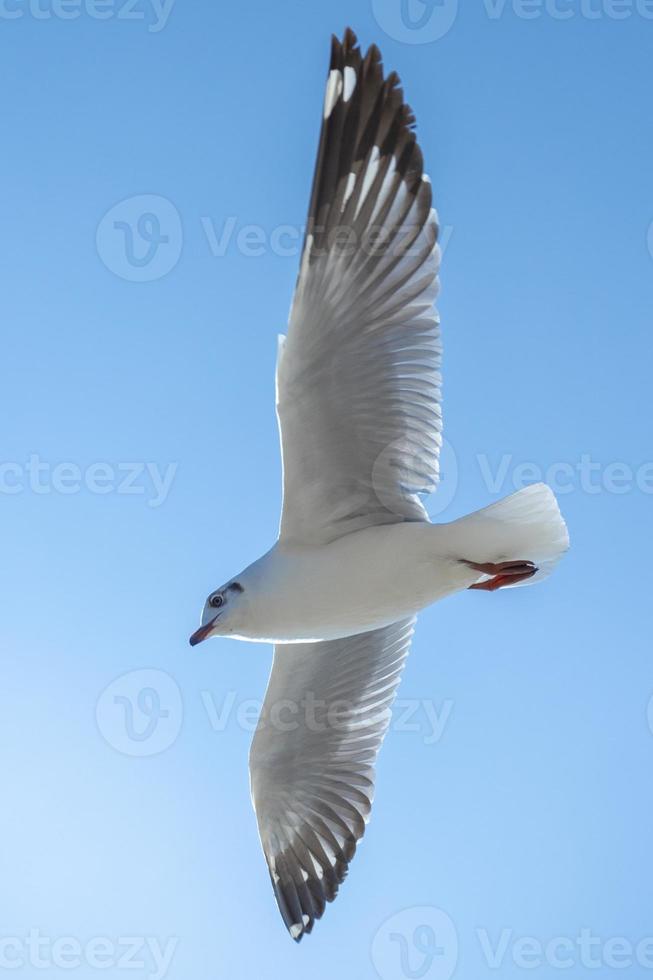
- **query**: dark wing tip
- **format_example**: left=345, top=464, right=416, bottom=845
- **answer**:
left=330, top=28, right=360, bottom=67
left=366, top=41, right=381, bottom=64
left=329, top=33, right=340, bottom=70
left=343, top=26, right=359, bottom=52
left=297, top=27, right=435, bottom=299
left=269, top=829, right=361, bottom=942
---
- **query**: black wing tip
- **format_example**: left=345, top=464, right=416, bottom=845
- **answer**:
left=333, top=28, right=388, bottom=70
left=270, top=831, right=362, bottom=942
left=330, top=30, right=420, bottom=142
left=330, top=28, right=355, bottom=57
left=330, top=28, right=364, bottom=74
left=329, top=33, right=340, bottom=70
left=274, top=874, right=324, bottom=944
left=366, top=41, right=382, bottom=64
left=343, top=26, right=358, bottom=51
left=301, top=27, right=432, bottom=265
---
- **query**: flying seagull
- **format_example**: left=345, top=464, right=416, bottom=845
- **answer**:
left=190, top=28, right=569, bottom=942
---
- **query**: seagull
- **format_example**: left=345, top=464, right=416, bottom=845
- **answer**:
left=190, top=28, right=569, bottom=942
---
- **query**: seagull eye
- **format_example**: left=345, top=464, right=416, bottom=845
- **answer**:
left=209, top=594, right=224, bottom=609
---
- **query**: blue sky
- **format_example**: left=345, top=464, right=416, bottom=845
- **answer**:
left=1, top=0, right=652, bottom=977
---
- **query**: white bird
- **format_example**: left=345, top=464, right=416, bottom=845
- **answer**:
left=190, top=28, right=569, bottom=942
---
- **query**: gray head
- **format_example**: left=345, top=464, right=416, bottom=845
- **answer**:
left=189, top=580, right=247, bottom=646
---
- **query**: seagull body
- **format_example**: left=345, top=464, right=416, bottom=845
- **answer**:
left=192, top=495, right=564, bottom=645
left=190, top=29, right=569, bottom=941
left=195, top=522, right=473, bottom=644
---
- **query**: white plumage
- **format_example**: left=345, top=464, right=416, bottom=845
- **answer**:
left=190, top=28, right=569, bottom=941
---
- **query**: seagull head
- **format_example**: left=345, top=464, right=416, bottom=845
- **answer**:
left=189, top=580, right=246, bottom=646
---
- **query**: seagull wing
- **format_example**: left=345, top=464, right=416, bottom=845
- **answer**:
left=277, top=28, right=442, bottom=546
left=249, top=618, right=414, bottom=941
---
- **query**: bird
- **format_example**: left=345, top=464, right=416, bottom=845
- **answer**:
left=189, top=28, right=569, bottom=942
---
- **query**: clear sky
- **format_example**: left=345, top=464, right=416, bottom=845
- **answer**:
left=2, top=1, right=652, bottom=978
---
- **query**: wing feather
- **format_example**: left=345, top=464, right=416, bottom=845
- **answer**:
left=277, top=28, right=442, bottom=545
left=249, top=619, right=414, bottom=941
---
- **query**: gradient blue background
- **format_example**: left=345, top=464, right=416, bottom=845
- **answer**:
left=2, top=0, right=652, bottom=977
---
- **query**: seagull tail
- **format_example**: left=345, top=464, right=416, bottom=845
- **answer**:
left=447, top=483, right=569, bottom=586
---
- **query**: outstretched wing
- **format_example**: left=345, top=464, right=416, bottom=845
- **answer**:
left=249, top=619, right=414, bottom=941
left=277, top=28, right=442, bottom=546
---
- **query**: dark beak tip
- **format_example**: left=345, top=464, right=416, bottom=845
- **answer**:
left=189, top=618, right=218, bottom=647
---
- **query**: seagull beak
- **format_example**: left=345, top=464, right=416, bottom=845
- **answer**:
left=189, top=617, right=219, bottom=647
